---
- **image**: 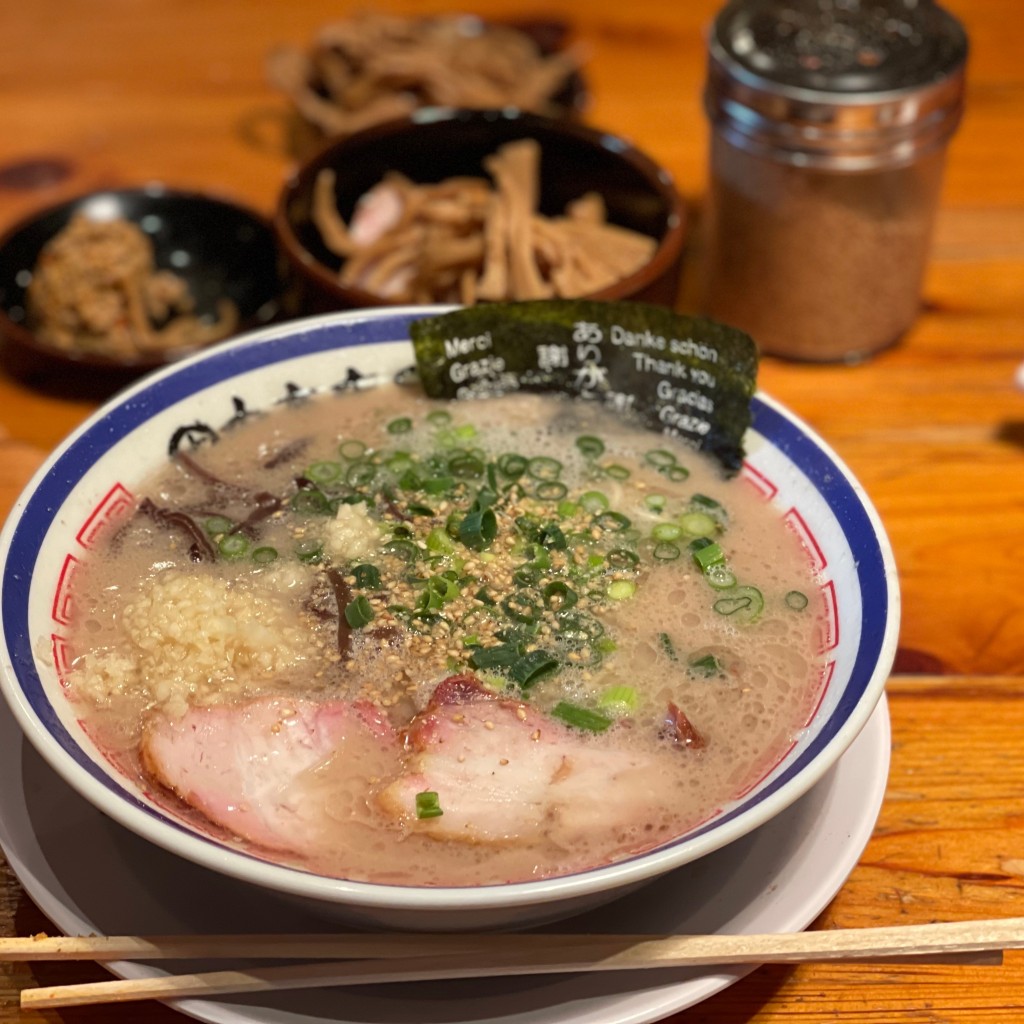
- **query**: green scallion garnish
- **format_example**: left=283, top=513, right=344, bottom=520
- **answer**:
left=551, top=701, right=613, bottom=733
left=785, top=589, right=809, bottom=611
left=713, top=586, right=765, bottom=623
left=497, top=453, right=528, bottom=478
left=217, top=534, right=249, bottom=560
left=508, top=650, right=560, bottom=689
left=351, top=563, right=381, bottom=589
left=291, top=489, right=330, bottom=514
left=415, top=790, right=444, bottom=819
left=387, top=417, right=413, bottom=434
left=575, top=435, right=605, bottom=458
left=338, top=439, right=367, bottom=460
left=306, top=460, right=343, bottom=485
left=527, top=455, right=563, bottom=481
left=251, top=545, right=278, bottom=564
left=344, top=595, right=375, bottom=628
left=203, top=515, right=234, bottom=536
left=543, top=580, right=578, bottom=610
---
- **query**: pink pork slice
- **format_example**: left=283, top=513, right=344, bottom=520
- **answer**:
left=379, top=674, right=663, bottom=845
left=141, top=695, right=395, bottom=855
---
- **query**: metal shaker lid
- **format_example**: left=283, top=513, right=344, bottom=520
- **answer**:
left=706, top=0, right=968, bottom=169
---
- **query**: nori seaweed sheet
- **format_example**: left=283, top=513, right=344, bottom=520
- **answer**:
left=409, top=300, right=758, bottom=473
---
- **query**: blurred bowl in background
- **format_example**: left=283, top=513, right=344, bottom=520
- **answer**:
left=274, top=108, right=688, bottom=316
left=0, top=186, right=283, bottom=398
left=269, top=13, right=590, bottom=158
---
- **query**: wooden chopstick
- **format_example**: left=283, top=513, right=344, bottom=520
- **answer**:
left=17, top=917, right=1022, bottom=1009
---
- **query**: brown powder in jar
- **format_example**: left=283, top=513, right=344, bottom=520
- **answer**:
left=702, top=129, right=948, bottom=363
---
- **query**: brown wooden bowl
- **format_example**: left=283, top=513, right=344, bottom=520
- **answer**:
left=273, top=109, right=689, bottom=317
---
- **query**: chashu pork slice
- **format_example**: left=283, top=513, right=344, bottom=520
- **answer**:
left=141, top=695, right=395, bottom=855
left=379, top=674, right=664, bottom=845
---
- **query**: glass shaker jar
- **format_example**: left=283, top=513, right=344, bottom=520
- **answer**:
left=702, top=0, right=968, bottom=362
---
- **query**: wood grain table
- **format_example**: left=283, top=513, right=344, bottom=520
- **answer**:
left=1, top=0, right=1023, bottom=1020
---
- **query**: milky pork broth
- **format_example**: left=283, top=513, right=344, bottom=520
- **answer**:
left=66, top=386, right=826, bottom=886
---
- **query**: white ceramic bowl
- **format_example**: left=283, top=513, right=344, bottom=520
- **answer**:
left=0, top=307, right=899, bottom=930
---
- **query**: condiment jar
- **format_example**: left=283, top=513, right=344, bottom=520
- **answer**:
left=702, top=0, right=968, bottom=362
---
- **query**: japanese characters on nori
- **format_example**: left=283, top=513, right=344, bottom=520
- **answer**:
left=410, top=300, right=758, bottom=473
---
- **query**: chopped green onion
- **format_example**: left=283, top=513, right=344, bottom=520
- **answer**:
left=652, top=541, right=681, bottom=561
left=203, top=515, right=234, bottom=536
left=689, top=652, right=724, bottom=676
left=644, top=494, right=667, bottom=513
left=599, top=685, right=638, bottom=715
left=551, top=702, right=612, bottom=733
left=295, top=539, right=323, bottom=564
left=387, top=417, right=412, bottom=434
left=665, top=464, right=690, bottom=482
left=644, top=449, right=676, bottom=469
left=426, top=410, right=451, bottom=426
left=426, top=527, right=456, bottom=554
left=713, top=586, right=765, bottom=623
left=579, top=490, right=610, bottom=513
left=535, top=480, right=568, bottom=501
left=385, top=538, right=420, bottom=563
left=251, top=545, right=278, bottom=564
left=306, top=460, right=343, bottom=485
left=351, top=563, right=381, bottom=588
left=595, top=510, right=631, bottom=532
left=607, top=579, right=637, bottom=601
left=291, top=489, right=330, bottom=514
left=497, top=453, right=528, bottom=478
left=423, top=475, right=456, bottom=495
left=651, top=522, right=684, bottom=542
left=508, top=650, right=560, bottom=689
left=338, top=439, right=367, bottom=460
left=527, top=456, right=563, bottom=481
left=415, top=790, right=443, bottom=819
left=469, top=643, right=520, bottom=670
left=603, top=463, right=630, bottom=480
left=458, top=505, right=498, bottom=551
left=514, top=564, right=542, bottom=587
left=679, top=511, right=718, bottom=538
left=346, top=461, right=377, bottom=488
left=575, top=435, right=605, bottom=458
left=502, top=592, right=541, bottom=624
left=691, top=493, right=727, bottom=521
left=522, top=543, right=552, bottom=569
left=786, top=590, right=810, bottom=611
left=556, top=500, right=579, bottom=519
left=217, top=534, right=249, bottom=560
left=344, top=595, right=375, bottom=628
left=692, top=541, right=725, bottom=571
left=543, top=581, right=578, bottom=610
left=658, top=632, right=678, bottom=660
left=607, top=547, right=640, bottom=568
left=448, top=453, right=485, bottom=478
left=387, top=451, right=415, bottom=473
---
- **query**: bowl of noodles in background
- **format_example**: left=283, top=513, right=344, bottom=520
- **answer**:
left=266, top=12, right=590, bottom=158
left=273, top=108, right=689, bottom=317
left=0, top=185, right=283, bottom=398
left=0, top=305, right=898, bottom=931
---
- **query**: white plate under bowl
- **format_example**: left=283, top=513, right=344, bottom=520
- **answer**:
left=0, top=694, right=890, bottom=1024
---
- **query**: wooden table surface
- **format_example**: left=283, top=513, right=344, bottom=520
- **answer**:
left=1, top=0, right=1022, bottom=1020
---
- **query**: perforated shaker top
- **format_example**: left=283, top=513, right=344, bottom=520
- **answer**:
left=710, top=0, right=967, bottom=95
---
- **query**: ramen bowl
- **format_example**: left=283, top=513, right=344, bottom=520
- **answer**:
left=0, top=307, right=898, bottom=930
left=274, top=108, right=688, bottom=317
